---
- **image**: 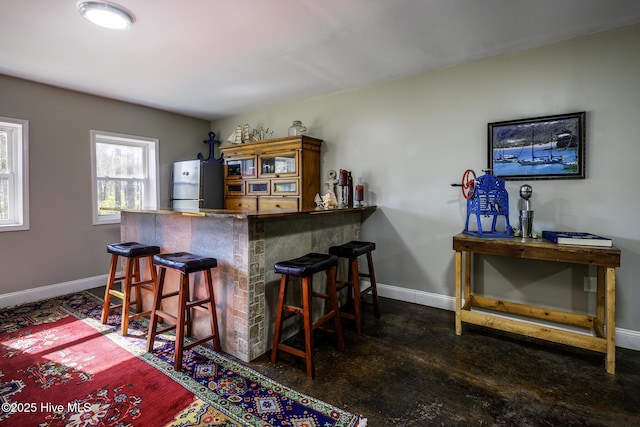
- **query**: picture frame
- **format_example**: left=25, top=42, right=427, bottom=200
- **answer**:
left=488, top=112, right=585, bottom=180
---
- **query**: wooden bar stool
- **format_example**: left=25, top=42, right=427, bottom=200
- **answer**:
left=329, top=241, right=381, bottom=335
left=146, top=252, right=221, bottom=371
left=101, top=242, right=160, bottom=336
left=271, top=252, right=344, bottom=378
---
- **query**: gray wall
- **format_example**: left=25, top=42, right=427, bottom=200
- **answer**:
left=0, top=75, right=210, bottom=294
left=1, top=24, right=638, bottom=339
left=211, top=24, right=640, bottom=333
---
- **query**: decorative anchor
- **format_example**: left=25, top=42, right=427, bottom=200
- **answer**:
left=197, top=132, right=224, bottom=164
left=452, top=169, right=513, bottom=238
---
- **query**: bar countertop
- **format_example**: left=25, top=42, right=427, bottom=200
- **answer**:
left=120, top=205, right=376, bottom=220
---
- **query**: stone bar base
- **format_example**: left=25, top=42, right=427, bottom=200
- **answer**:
left=120, top=207, right=375, bottom=362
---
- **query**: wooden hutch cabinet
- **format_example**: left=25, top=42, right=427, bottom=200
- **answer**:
left=219, top=135, right=322, bottom=211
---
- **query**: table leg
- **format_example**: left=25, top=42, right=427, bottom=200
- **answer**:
left=464, top=251, right=471, bottom=301
left=605, top=266, right=616, bottom=374
left=455, top=250, right=462, bottom=335
left=596, top=266, right=605, bottom=327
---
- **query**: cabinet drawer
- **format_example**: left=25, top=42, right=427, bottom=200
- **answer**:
left=247, top=180, right=270, bottom=195
left=271, top=178, right=299, bottom=195
left=225, top=181, right=245, bottom=196
left=225, top=197, right=257, bottom=210
left=258, top=197, right=299, bottom=211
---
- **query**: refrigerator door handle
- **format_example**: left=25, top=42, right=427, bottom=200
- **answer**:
left=169, top=167, right=174, bottom=204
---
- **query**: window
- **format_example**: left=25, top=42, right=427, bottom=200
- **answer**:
left=90, top=130, right=158, bottom=224
left=0, top=117, right=29, bottom=232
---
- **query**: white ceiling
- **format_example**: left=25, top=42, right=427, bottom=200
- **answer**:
left=2, top=0, right=640, bottom=120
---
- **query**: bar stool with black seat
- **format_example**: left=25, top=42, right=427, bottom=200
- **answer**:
left=101, top=242, right=161, bottom=336
left=328, top=241, right=381, bottom=335
left=271, top=252, right=344, bottom=378
left=146, top=252, right=221, bottom=371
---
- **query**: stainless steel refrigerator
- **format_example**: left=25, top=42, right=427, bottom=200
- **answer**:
left=171, top=160, right=223, bottom=211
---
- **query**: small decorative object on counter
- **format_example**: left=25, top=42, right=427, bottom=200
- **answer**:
left=325, top=170, right=338, bottom=195
left=338, top=169, right=348, bottom=186
left=338, top=169, right=348, bottom=208
left=518, top=184, right=534, bottom=238
left=288, top=120, right=307, bottom=136
left=346, top=171, right=354, bottom=208
left=355, top=180, right=364, bottom=207
left=314, top=192, right=338, bottom=209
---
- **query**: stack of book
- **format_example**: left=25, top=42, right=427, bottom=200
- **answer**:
left=542, top=231, right=613, bottom=247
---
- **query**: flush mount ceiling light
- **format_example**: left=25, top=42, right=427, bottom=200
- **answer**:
left=78, top=1, right=135, bottom=30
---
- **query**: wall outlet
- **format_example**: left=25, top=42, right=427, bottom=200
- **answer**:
left=584, top=277, right=597, bottom=293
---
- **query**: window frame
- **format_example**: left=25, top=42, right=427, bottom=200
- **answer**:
left=0, top=116, right=29, bottom=232
left=90, top=130, right=159, bottom=225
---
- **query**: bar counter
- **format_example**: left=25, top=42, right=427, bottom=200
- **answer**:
left=120, top=206, right=376, bottom=362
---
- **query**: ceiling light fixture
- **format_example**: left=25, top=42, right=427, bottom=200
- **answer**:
left=77, top=1, right=135, bottom=30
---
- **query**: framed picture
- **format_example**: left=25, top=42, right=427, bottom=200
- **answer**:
left=488, top=112, right=585, bottom=180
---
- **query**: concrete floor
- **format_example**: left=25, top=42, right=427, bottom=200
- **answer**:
left=92, top=287, right=640, bottom=425
left=245, top=297, right=640, bottom=426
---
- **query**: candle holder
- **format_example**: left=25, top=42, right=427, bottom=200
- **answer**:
left=355, top=184, right=364, bottom=207
left=337, top=185, right=346, bottom=208
left=338, top=169, right=348, bottom=208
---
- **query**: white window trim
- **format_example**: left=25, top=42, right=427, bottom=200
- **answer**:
left=0, top=117, right=29, bottom=232
left=90, top=130, right=159, bottom=225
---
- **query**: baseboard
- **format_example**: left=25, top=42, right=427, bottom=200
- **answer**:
left=0, top=275, right=107, bottom=309
left=376, top=282, right=640, bottom=352
left=3, top=277, right=638, bottom=352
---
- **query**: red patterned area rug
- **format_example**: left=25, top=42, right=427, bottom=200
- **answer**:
left=0, top=292, right=366, bottom=426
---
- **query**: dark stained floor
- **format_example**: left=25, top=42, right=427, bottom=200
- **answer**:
left=244, top=297, right=640, bottom=426
left=88, top=286, right=640, bottom=426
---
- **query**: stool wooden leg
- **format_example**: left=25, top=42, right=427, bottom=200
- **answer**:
left=185, top=274, right=193, bottom=339
left=345, top=260, right=354, bottom=307
left=327, top=265, right=345, bottom=351
left=302, top=276, right=314, bottom=378
left=146, top=257, right=161, bottom=323
left=367, top=252, right=381, bottom=318
left=101, top=254, right=118, bottom=324
left=351, top=257, right=363, bottom=335
left=271, top=274, right=288, bottom=364
left=204, top=269, right=221, bottom=351
left=146, top=267, right=166, bottom=352
left=120, top=257, right=136, bottom=336
left=174, top=273, right=189, bottom=371
left=133, top=258, right=143, bottom=314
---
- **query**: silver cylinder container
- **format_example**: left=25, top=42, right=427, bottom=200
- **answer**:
left=520, top=210, right=534, bottom=238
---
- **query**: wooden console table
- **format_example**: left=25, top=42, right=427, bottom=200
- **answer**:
left=453, top=233, right=621, bottom=374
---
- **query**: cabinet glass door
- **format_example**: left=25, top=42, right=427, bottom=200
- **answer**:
left=227, top=157, right=256, bottom=178
left=272, top=179, right=299, bottom=195
left=259, top=153, right=297, bottom=176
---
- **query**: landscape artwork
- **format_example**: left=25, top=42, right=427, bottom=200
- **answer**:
left=488, top=112, right=585, bottom=180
